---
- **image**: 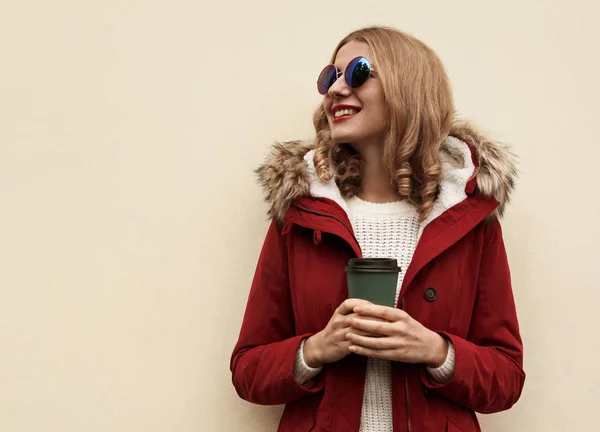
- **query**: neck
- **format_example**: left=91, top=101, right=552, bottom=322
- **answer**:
left=354, top=141, right=400, bottom=203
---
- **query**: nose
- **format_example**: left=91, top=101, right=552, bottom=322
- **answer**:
left=327, top=74, right=351, bottom=98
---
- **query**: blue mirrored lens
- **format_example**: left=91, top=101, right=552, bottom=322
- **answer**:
left=345, top=57, right=371, bottom=88
left=317, top=64, right=338, bottom=95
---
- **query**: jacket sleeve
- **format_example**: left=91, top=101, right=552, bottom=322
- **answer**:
left=421, top=219, right=526, bottom=413
left=230, top=220, right=325, bottom=405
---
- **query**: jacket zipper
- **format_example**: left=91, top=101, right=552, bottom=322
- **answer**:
left=298, top=202, right=426, bottom=430
left=401, top=297, right=411, bottom=432
left=292, top=202, right=361, bottom=251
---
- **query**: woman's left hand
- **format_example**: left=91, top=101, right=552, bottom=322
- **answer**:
left=346, top=304, right=448, bottom=367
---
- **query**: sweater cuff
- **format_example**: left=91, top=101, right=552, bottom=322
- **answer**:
left=426, top=340, right=455, bottom=383
left=293, top=338, right=323, bottom=385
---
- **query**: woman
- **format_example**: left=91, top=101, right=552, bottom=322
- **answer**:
left=230, top=26, right=525, bottom=432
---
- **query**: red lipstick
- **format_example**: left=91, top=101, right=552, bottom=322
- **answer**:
left=331, top=104, right=361, bottom=123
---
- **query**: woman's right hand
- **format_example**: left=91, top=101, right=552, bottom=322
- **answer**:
left=303, top=299, right=378, bottom=368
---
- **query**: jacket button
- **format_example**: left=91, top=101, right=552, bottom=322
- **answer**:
left=424, top=287, right=437, bottom=302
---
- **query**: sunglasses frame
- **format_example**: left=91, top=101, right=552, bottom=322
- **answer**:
left=317, top=56, right=377, bottom=95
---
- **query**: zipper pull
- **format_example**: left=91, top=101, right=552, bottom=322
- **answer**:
left=313, top=229, right=322, bottom=245
left=281, top=221, right=293, bottom=236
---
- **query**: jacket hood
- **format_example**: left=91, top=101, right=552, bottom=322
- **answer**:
left=256, top=120, right=517, bottom=223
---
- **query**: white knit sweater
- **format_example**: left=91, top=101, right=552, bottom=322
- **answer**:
left=293, top=196, right=455, bottom=431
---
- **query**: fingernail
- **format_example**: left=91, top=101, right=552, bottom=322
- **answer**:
left=354, top=306, right=362, bottom=313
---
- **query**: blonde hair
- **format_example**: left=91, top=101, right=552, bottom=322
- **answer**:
left=313, top=26, right=455, bottom=220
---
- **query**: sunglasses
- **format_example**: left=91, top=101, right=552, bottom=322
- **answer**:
left=317, top=56, right=377, bottom=95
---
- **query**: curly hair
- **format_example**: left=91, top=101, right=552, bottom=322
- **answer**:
left=313, top=26, right=455, bottom=220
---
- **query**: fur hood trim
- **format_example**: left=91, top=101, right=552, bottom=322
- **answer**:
left=256, top=120, right=517, bottom=222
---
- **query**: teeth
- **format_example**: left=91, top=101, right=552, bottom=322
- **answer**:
left=334, top=108, right=358, bottom=118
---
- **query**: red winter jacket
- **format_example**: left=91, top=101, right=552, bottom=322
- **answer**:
left=231, top=122, right=525, bottom=432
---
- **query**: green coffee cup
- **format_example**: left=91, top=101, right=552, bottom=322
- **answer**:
left=345, top=258, right=401, bottom=307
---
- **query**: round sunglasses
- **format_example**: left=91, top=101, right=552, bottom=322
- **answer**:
left=317, top=56, right=377, bottom=95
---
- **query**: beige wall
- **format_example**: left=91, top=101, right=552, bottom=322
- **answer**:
left=1, top=1, right=599, bottom=431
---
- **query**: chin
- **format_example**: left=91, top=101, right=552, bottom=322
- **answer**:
left=330, top=129, right=360, bottom=145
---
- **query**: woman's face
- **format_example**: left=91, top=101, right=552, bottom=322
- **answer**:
left=323, top=40, right=388, bottom=149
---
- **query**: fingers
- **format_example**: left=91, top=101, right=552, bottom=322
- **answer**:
left=337, top=298, right=373, bottom=315
left=349, top=316, right=395, bottom=336
left=331, top=312, right=381, bottom=340
left=348, top=328, right=382, bottom=338
left=345, top=332, right=396, bottom=350
left=353, top=304, right=408, bottom=322
left=333, top=314, right=379, bottom=337
left=348, top=345, right=397, bottom=360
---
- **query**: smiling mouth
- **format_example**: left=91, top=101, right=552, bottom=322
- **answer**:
left=332, top=107, right=361, bottom=122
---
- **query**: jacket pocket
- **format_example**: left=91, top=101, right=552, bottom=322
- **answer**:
left=291, top=416, right=314, bottom=432
left=278, top=400, right=317, bottom=432
left=447, top=417, right=463, bottom=432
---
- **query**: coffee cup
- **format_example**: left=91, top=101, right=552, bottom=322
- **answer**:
left=345, top=258, right=401, bottom=307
